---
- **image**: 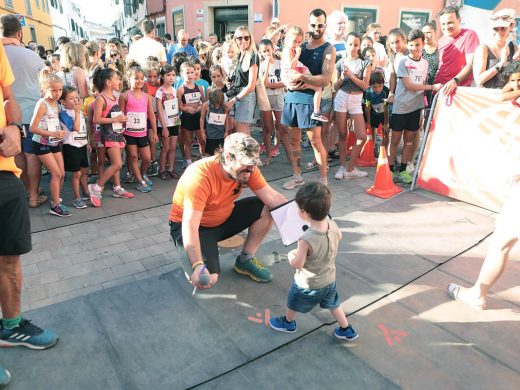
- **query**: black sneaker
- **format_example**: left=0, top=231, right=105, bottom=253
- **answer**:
left=0, top=318, right=58, bottom=350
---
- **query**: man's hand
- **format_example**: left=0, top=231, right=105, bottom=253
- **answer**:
left=0, top=126, right=21, bottom=157
left=190, top=265, right=213, bottom=289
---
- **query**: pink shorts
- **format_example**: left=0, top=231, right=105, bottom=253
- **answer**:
left=105, top=141, right=125, bottom=149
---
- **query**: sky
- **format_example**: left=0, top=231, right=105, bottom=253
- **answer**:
left=79, top=0, right=121, bottom=27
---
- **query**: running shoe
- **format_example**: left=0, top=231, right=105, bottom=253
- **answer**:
left=0, top=364, right=10, bottom=388
left=147, top=160, right=159, bottom=177
left=112, top=187, right=135, bottom=198
left=282, top=176, right=305, bottom=190
left=271, top=145, right=280, bottom=157
left=88, top=183, right=102, bottom=207
left=72, top=198, right=88, bottom=209
left=124, top=172, right=135, bottom=183
left=0, top=318, right=58, bottom=350
left=398, top=170, right=413, bottom=184
left=142, top=175, right=153, bottom=186
left=334, top=165, right=346, bottom=180
left=334, top=325, right=359, bottom=341
left=343, top=168, right=368, bottom=179
left=234, top=256, right=272, bottom=282
left=159, top=170, right=171, bottom=180
left=136, top=181, right=152, bottom=193
left=310, top=111, right=329, bottom=122
left=269, top=316, right=297, bottom=333
left=259, top=144, right=266, bottom=155
left=49, top=203, right=71, bottom=217
left=168, top=170, right=180, bottom=179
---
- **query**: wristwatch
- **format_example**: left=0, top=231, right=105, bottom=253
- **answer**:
left=453, top=77, right=460, bottom=85
left=9, top=122, right=26, bottom=138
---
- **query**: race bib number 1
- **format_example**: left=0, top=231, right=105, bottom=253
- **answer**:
left=185, top=92, right=201, bottom=104
left=126, top=112, right=146, bottom=132
left=208, top=112, right=226, bottom=126
left=111, top=111, right=124, bottom=133
left=47, top=117, right=61, bottom=144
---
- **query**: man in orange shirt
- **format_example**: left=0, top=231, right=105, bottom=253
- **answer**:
left=169, top=132, right=287, bottom=290
left=0, top=41, right=58, bottom=388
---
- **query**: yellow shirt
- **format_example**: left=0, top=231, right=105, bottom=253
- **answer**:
left=0, top=41, right=19, bottom=176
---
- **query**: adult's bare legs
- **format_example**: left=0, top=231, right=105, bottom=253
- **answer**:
left=0, top=256, right=22, bottom=319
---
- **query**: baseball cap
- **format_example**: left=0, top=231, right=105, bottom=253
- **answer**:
left=223, top=133, right=262, bottom=166
left=490, top=9, right=515, bottom=28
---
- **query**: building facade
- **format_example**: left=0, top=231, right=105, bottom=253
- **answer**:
left=146, top=0, right=166, bottom=38
left=113, top=0, right=147, bottom=44
left=163, top=0, right=518, bottom=43
left=0, top=0, right=54, bottom=49
left=49, top=0, right=89, bottom=47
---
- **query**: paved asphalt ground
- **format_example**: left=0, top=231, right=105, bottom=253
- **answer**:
left=1, top=133, right=519, bottom=389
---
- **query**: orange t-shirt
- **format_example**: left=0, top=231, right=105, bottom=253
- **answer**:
left=169, top=157, right=267, bottom=227
left=0, top=41, right=19, bottom=177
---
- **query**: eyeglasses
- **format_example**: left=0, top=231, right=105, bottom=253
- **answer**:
left=309, top=23, right=326, bottom=29
left=236, top=36, right=250, bottom=41
left=493, top=27, right=508, bottom=32
left=491, top=15, right=512, bottom=22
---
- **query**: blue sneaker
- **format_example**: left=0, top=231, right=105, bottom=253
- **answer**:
left=136, top=181, right=152, bottom=193
left=234, top=256, right=272, bottom=282
left=142, top=175, right=153, bottom=187
left=334, top=325, right=358, bottom=341
left=269, top=316, right=297, bottom=333
left=0, top=318, right=58, bottom=350
left=0, top=364, right=10, bottom=388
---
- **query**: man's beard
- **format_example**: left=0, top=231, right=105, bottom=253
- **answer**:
left=311, top=30, right=324, bottom=40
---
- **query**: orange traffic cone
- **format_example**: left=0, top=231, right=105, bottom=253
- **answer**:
left=346, top=130, right=356, bottom=155
left=357, top=127, right=377, bottom=167
left=366, top=146, right=402, bottom=199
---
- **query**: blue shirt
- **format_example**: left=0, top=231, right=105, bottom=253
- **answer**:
left=167, top=43, right=198, bottom=64
left=195, top=79, right=210, bottom=97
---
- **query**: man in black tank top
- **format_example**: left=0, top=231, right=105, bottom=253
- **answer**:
left=281, top=9, right=336, bottom=190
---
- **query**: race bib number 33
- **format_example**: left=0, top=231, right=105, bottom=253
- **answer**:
left=126, top=112, right=146, bottom=132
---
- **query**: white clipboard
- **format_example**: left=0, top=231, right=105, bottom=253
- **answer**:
left=270, top=200, right=310, bottom=246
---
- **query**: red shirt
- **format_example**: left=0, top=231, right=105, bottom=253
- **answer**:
left=435, top=28, right=479, bottom=86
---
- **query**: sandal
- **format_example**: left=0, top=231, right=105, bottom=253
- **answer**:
left=28, top=194, right=48, bottom=208
left=447, top=283, right=486, bottom=310
left=263, top=158, right=272, bottom=166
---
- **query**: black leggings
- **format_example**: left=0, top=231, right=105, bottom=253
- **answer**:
left=170, top=196, right=265, bottom=274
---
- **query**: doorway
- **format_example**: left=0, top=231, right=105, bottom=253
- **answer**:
left=214, top=6, right=248, bottom=42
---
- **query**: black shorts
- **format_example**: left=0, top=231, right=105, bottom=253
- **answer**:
left=169, top=196, right=264, bottom=274
left=370, top=112, right=384, bottom=129
left=0, top=172, right=31, bottom=256
left=63, top=144, right=89, bottom=172
left=390, top=109, right=421, bottom=132
left=32, top=141, right=62, bottom=155
left=205, top=138, right=224, bottom=155
left=181, top=112, right=201, bottom=131
left=124, top=134, right=150, bottom=148
left=160, top=125, right=179, bottom=137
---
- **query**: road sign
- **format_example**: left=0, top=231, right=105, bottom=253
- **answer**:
left=16, top=14, right=26, bottom=27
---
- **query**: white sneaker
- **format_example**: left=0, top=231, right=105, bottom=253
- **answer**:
left=344, top=168, right=368, bottom=179
left=334, top=166, right=346, bottom=180
left=283, top=176, right=304, bottom=190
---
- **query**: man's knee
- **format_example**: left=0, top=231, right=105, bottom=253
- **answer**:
left=0, top=255, right=21, bottom=269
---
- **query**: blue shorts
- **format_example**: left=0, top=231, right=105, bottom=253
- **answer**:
left=21, top=124, right=34, bottom=154
left=321, top=98, right=333, bottom=114
left=234, top=92, right=256, bottom=124
left=281, top=102, right=320, bottom=129
left=287, top=281, right=340, bottom=313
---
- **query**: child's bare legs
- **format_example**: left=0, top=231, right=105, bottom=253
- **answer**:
left=138, top=145, right=151, bottom=177
left=97, top=146, right=106, bottom=178
left=182, top=129, right=192, bottom=162
left=126, top=145, right=143, bottom=183
left=400, top=130, right=416, bottom=168
left=285, top=308, right=297, bottom=322
left=312, top=86, right=322, bottom=114
left=97, top=147, right=123, bottom=188
left=159, top=134, right=170, bottom=171
left=330, top=307, right=349, bottom=328
left=273, top=111, right=291, bottom=162
left=261, top=110, right=274, bottom=164
left=80, top=167, right=89, bottom=195
left=168, top=136, right=178, bottom=170
left=195, top=130, right=206, bottom=156
left=38, top=153, right=64, bottom=206
left=388, top=130, right=403, bottom=169
left=72, top=170, right=81, bottom=199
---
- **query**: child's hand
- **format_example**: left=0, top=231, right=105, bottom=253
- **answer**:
left=162, top=128, right=169, bottom=138
left=432, top=83, right=442, bottom=92
left=113, top=114, right=126, bottom=123
left=86, top=144, right=92, bottom=153
left=56, top=130, right=67, bottom=139
left=343, top=66, right=352, bottom=78
left=294, top=46, right=302, bottom=57
left=74, top=101, right=81, bottom=112
left=288, top=249, right=297, bottom=261
left=150, top=133, right=158, bottom=145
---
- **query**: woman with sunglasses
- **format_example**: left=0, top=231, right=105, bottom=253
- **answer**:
left=473, top=10, right=517, bottom=89
left=225, top=26, right=258, bottom=135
